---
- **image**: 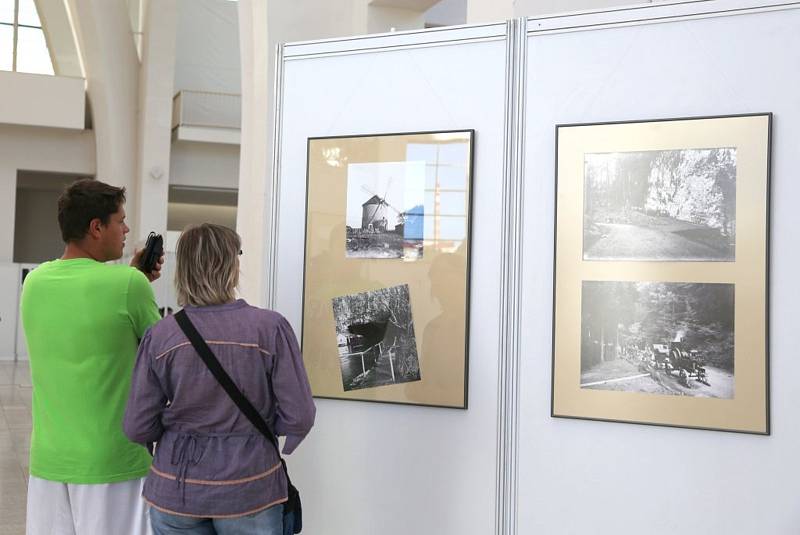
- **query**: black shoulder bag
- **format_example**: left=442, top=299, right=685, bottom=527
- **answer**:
left=174, top=309, right=303, bottom=533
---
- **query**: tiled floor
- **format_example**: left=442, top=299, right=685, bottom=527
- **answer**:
left=0, top=361, right=31, bottom=535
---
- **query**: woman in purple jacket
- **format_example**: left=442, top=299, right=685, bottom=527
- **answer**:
left=124, top=223, right=315, bottom=535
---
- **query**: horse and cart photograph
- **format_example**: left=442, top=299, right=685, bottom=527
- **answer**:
left=579, top=281, right=735, bottom=399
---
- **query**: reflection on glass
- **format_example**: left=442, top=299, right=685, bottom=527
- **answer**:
left=408, top=140, right=470, bottom=253
left=436, top=191, right=467, bottom=215
left=17, top=0, right=40, bottom=26
left=426, top=216, right=467, bottom=242
left=0, top=0, right=14, bottom=24
left=436, top=142, right=469, bottom=166
left=407, top=143, right=437, bottom=163
left=16, top=26, right=53, bottom=74
left=0, top=24, right=12, bottom=71
left=426, top=164, right=467, bottom=191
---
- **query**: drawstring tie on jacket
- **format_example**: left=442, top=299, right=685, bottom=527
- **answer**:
left=170, top=434, right=206, bottom=504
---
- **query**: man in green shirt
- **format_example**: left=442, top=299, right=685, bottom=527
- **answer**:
left=21, top=179, right=163, bottom=534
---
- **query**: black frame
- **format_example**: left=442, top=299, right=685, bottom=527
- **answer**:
left=550, top=112, right=772, bottom=435
left=301, top=129, right=476, bottom=410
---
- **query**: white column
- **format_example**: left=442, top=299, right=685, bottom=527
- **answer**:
left=134, top=0, right=177, bottom=243
left=65, top=0, right=140, bottom=248
left=236, top=0, right=271, bottom=307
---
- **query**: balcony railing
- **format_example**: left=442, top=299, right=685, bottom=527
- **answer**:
left=171, top=90, right=241, bottom=144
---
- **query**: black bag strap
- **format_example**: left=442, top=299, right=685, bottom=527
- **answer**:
left=173, top=309, right=283, bottom=460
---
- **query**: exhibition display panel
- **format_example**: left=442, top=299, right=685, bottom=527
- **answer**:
left=302, top=131, right=474, bottom=407
left=271, top=22, right=508, bottom=535
left=552, top=114, right=771, bottom=433
left=264, top=2, right=800, bottom=533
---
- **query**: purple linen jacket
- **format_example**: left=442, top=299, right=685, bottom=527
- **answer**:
left=123, top=300, right=315, bottom=518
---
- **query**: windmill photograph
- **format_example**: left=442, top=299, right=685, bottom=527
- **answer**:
left=332, top=284, right=421, bottom=392
left=345, top=161, right=426, bottom=260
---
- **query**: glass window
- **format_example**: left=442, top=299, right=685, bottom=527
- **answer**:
left=1, top=0, right=54, bottom=74
left=16, top=26, right=52, bottom=74
left=0, top=0, right=15, bottom=24
left=16, top=0, right=40, bottom=26
left=0, top=24, right=12, bottom=71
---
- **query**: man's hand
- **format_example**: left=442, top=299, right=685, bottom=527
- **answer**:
left=130, top=249, right=165, bottom=283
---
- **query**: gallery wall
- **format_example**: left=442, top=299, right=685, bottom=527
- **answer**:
left=273, top=24, right=510, bottom=535
left=519, top=4, right=800, bottom=534
left=270, top=2, right=800, bottom=534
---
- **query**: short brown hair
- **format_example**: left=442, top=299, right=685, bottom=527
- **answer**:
left=175, top=223, right=241, bottom=307
left=57, top=179, right=126, bottom=242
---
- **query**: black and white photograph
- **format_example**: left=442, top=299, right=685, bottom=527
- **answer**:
left=345, top=161, right=426, bottom=260
left=333, top=284, right=421, bottom=392
left=580, top=281, right=734, bottom=398
left=583, top=148, right=736, bottom=261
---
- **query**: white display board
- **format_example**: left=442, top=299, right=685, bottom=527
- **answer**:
left=519, top=4, right=800, bottom=534
left=271, top=3, right=800, bottom=533
left=273, top=24, right=509, bottom=535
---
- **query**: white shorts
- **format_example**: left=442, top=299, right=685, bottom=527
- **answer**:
left=26, top=476, right=151, bottom=535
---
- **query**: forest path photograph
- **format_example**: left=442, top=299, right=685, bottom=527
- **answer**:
left=585, top=212, right=732, bottom=261
left=583, top=147, right=736, bottom=261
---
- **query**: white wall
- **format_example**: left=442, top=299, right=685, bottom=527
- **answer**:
left=424, top=0, right=467, bottom=26
left=14, top=181, right=72, bottom=264
left=367, top=4, right=426, bottom=32
left=174, top=0, right=241, bottom=93
left=0, top=72, right=85, bottom=129
left=0, top=125, right=95, bottom=261
left=514, top=0, right=648, bottom=16
left=169, top=141, right=240, bottom=189
left=466, top=0, right=512, bottom=23
left=518, top=5, right=800, bottom=534
left=12, top=171, right=83, bottom=264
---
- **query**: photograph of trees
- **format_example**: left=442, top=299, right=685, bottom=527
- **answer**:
left=580, top=281, right=734, bottom=398
left=332, top=284, right=421, bottom=392
left=583, top=148, right=736, bottom=261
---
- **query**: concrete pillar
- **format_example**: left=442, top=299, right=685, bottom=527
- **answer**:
left=35, top=0, right=83, bottom=77
left=236, top=0, right=271, bottom=307
left=134, top=0, right=177, bottom=243
left=65, top=0, right=140, bottom=248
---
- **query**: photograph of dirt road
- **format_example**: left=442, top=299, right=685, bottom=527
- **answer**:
left=583, top=148, right=736, bottom=261
left=580, top=281, right=734, bottom=399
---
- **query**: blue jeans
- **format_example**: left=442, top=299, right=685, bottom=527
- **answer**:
left=150, top=504, right=294, bottom=535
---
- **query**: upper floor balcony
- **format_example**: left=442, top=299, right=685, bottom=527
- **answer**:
left=171, top=89, right=241, bottom=145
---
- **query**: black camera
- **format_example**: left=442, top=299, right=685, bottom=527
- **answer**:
left=139, top=232, right=164, bottom=274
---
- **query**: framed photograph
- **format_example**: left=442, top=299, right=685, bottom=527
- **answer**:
left=552, top=114, right=771, bottom=434
left=302, top=130, right=474, bottom=408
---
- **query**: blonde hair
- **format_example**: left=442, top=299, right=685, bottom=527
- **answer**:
left=175, top=223, right=241, bottom=307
